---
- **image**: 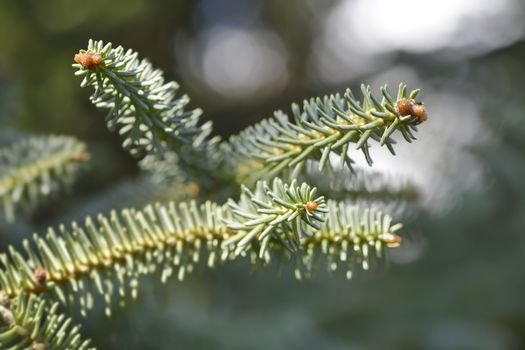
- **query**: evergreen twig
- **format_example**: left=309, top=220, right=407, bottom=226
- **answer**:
left=0, top=179, right=401, bottom=317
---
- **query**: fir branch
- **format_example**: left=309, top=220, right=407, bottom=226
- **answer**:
left=0, top=179, right=401, bottom=317
left=224, top=179, right=328, bottom=256
left=73, top=40, right=220, bottom=184
left=72, top=40, right=428, bottom=188
left=223, top=84, right=427, bottom=184
left=0, top=293, right=92, bottom=349
left=0, top=135, right=88, bottom=222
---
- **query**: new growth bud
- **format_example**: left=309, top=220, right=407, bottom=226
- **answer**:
left=74, top=51, right=103, bottom=69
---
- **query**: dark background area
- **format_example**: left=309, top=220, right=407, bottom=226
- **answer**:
left=1, top=0, right=524, bottom=349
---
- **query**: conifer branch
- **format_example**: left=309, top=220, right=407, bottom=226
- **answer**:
left=0, top=34, right=431, bottom=349
left=73, top=40, right=428, bottom=187
left=0, top=179, right=401, bottom=317
left=73, top=40, right=220, bottom=184
left=0, top=135, right=88, bottom=222
left=0, top=293, right=92, bottom=349
left=223, top=84, right=428, bottom=184
left=224, top=179, right=328, bottom=256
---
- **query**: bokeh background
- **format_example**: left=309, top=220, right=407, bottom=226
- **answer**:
left=1, top=0, right=525, bottom=349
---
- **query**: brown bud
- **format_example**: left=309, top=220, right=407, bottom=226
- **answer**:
left=34, top=268, right=48, bottom=286
left=90, top=53, right=103, bottom=66
left=395, top=99, right=413, bottom=116
left=305, top=201, right=318, bottom=211
left=381, top=233, right=402, bottom=247
left=74, top=51, right=103, bottom=69
left=411, top=103, right=427, bottom=122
